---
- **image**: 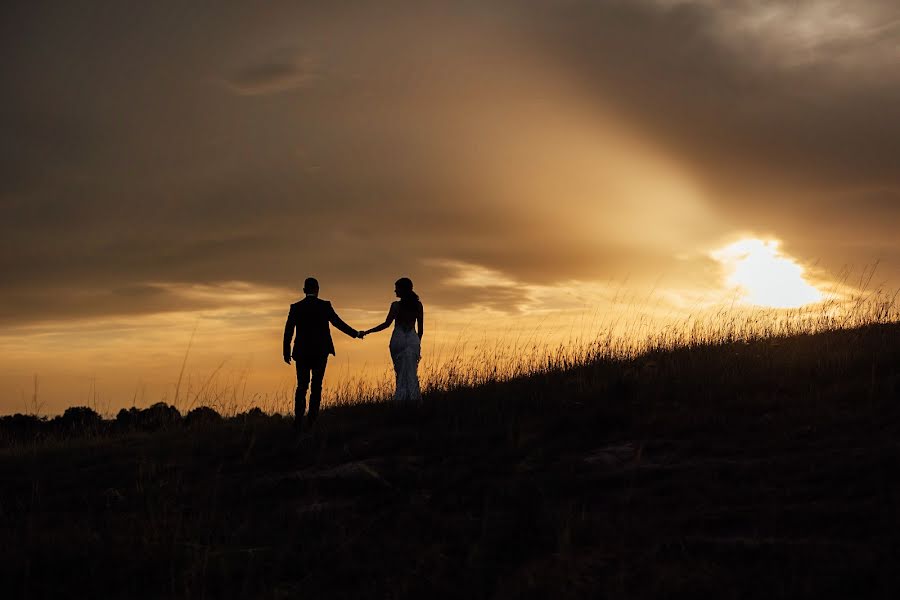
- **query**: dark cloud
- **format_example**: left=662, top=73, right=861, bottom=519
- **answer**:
left=224, top=48, right=314, bottom=95
left=0, top=284, right=192, bottom=327
left=522, top=0, right=900, bottom=188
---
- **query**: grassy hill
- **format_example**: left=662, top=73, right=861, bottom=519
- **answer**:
left=2, top=322, right=899, bottom=599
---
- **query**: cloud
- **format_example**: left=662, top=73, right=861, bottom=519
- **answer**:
left=224, top=48, right=314, bottom=95
left=0, top=280, right=287, bottom=329
left=648, top=0, right=900, bottom=70
left=522, top=0, right=900, bottom=187
left=0, top=0, right=897, bottom=331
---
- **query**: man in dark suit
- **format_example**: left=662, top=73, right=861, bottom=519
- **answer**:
left=283, top=277, right=361, bottom=431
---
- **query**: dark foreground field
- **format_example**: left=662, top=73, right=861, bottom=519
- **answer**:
left=2, top=323, right=899, bottom=599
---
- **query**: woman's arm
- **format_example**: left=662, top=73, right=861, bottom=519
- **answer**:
left=416, top=304, right=424, bottom=340
left=364, top=302, right=398, bottom=336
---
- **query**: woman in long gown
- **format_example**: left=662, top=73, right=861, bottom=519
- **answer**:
left=361, top=278, right=424, bottom=402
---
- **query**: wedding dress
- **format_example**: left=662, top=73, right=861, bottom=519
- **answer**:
left=389, top=324, right=421, bottom=402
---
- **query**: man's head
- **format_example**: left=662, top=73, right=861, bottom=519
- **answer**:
left=303, top=277, right=319, bottom=296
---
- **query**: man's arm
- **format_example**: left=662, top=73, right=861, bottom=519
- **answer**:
left=283, top=308, right=295, bottom=363
left=327, top=302, right=359, bottom=339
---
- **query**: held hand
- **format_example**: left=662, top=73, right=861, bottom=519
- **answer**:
left=357, top=330, right=366, bottom=339
left=283, top=355, right=291, bottom=365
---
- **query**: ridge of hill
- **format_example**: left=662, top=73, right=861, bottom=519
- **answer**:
left=2, top=323, right=899, bottom=599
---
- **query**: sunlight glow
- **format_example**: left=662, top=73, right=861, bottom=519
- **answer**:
left=711, top=238, right=824, bottom=308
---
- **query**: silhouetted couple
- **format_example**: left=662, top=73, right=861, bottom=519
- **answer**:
left=282, top=277, right=424, bottom=432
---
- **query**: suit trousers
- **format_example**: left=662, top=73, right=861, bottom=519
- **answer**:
left=295, top=354, right=328, bottom=425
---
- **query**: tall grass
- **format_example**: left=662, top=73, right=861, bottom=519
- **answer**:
left=314, top=286, right=900, bottom=411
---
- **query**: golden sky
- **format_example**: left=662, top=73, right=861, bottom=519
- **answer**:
left=1, top=1, right=898, bottom=414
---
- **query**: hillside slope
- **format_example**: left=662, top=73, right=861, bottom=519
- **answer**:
left=2, top=323, right=899, bottom=599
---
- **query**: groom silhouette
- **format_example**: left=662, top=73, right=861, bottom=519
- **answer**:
left=283, top=277, right=361, bottom=431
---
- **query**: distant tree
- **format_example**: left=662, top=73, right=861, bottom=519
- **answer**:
left=185, top=406, right=222, bottom=427
left=115, top=403, right=182, bottom=431
left=115, top=407, right=140, bottom=429
left=0, top=413, right=47, bottom=441
left=238, top=407, right=268, bottom=423
left=139, top=403, right=182, bottom=430
left=55, top=406, right=102, bottom=434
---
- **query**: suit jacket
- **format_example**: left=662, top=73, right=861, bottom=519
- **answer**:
left=283, top=296, right=357, bottom=359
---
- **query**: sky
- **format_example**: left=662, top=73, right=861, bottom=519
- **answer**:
left=2, top=0, right=898, bottom=414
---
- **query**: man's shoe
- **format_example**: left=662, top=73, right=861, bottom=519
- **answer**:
left=293, top=418, right=303, bottom=433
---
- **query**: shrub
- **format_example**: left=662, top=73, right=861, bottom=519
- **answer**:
left=237, top=407, right=268, bottom=423
left=185, top=406, right=222, bottom=427
left=115, top=403, right=182, bottom=431
left=55, top=406, right=102, bottom=434
left=0, top=413, right=47, bottom=442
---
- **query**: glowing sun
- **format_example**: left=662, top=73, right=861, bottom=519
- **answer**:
left=711, top=238, right=823, bottom=308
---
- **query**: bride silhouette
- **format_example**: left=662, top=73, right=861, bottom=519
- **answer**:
left=361, top=278, right=424, bottom=402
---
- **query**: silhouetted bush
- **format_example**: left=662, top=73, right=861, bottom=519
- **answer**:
left=0, top=413, right=47, bottom=442
left=115, top=403, right=182, bottom=432
left=237, top=407, right=268, bottom=423
left=115, top=406, right=139, bottom=428
left=54, top=406, right=102, bottom=434
left=185, top=406, right=222, bottom=427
